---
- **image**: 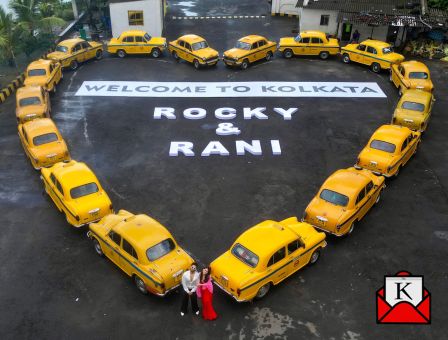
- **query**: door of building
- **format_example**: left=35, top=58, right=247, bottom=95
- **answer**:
left=341, top=23, right=352, bottom=41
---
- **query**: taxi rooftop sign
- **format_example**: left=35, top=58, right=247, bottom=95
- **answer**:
left=75, top=81, right=386, bottom=98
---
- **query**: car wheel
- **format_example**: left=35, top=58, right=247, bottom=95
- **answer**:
left=95, top=50, right=103, bottom=60
left=240, top=59, right=249, bottom=70
left=60, top=72, right=63, bottom=79
left=93, top=239, right=104, bottom=257
left=151, top=48, right=161, bottom=58
left=52, top=85, right=57, bottom=94
left=375, top=190, right=382, bottom=204
left=172, top=51, right=179, bottom=60
left=394, top=166, right=401, bottom=178
left=398, top=87, right=403, bottom=96
left=283, top=49, right=293, bottom=59
left=371, top=62, right=381, bottom=73
left=309, top=249, right=321, bottom=264
left=319, top=51, right=329, bottom=60
left=265, top=51, right=273, bottom=61
left=193, top=59, right=200, bottom=69
left=255, top=282, right=271, bottom=300
left=134, top=275, right=148, bottom=295
left=342, top=53, right=350, bottom=63
left=117, top=50, right=126, bottom=58
left=389, top=70, right=393, bottom=82
left=70, top=60, right=78, bottom=70
left=347, top=221, right=355, bottom=235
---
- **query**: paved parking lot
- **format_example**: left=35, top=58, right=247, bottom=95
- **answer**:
left=1, top=13, right=448, bottom=340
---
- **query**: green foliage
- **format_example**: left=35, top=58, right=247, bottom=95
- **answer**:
left=428, top=0, right=448, bottom=10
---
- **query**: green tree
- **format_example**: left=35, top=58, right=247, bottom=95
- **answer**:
left=0, top=5, right=19, bottom=69
left=428, top=0, right=448, bottom=10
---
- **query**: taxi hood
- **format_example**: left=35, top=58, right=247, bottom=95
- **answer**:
left=196, top=47, right=218, bottom=59
left=149, top=37, right=166, bottom=46
left=224, top=48, right=246, bottom=58
left=279, top=37, right=296, bottom=45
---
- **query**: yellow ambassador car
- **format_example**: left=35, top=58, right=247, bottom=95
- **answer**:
left=278, top=30, right=340, bottom=59
left=341, top=40, right=404, bottom=73
left=223, top=35, right=276, bottom=69
left=88, top=210, right=194, bottom=296
left=392, top=90, right=434, bottom=132
left=169, top=34, right=219, bottom=69
left=107, top=30, right=166, bottom=58
left=15, top=86, right=50, bottom=123
left=390, top=60, right=434, bottom=95
left=24, top=59, right=62, bottom=93
left=18, top=118, right=70, bottom=169
left=303, top=168, right=385, bottom=236
left=355, top=125, right=421, bottom=177
left=47, top=38, right=103, bottom=70
left=211, top=217, right=326, bottom=302
left=41, top=160, right=113, bottom=227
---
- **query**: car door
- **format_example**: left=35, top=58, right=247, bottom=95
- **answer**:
left=298, top=37, right=310, bottom=55
left=135, top=35, right=146, bottom=54
left=106, top=230, right=122, bottom=267
left=400, top=134, right=415, bottom=164
left=119, top=237, right=139, bottom=276
left=73, top=43, right=84, bottom=62
left=310, top=37, right=322, bottom=55
left=20, top=127, right=31, bottom=157
left=354, top=185, right=368, bottom=219
left=266, top=246, right=288, bottom=284
left=184, top=42, right=193, bottom=62
left=353, top=44, right=366, bottom=63
left=258, top=40, right=268, bottom=60
left=81, top=41, right=94, bottom=59
left=286, top=239, right=307, bottom=275
left=250, top=41, right=259, bottom=62
left=41, top=87, right=50, bottom=115
left=122, top=36, right=135, bottom=53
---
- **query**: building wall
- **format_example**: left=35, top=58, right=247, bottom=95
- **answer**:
left=299, top=9, right=339, bottom=35
left=271, top=0, right=300, bottom=16
left=110, top=0, right=163, bottom=38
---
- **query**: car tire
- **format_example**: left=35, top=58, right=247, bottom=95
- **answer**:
left=151, top=48, right=161, bottom=58
left=95, top=50, right=103, bottom=60
left=342, top=53, right=350, bottom=63
left=283, top=49, right=293, bottom=59
left=394, top=166, right=401, bottom=178
left=319, top=51, right=329, bottom=60
left=265, top=51, right=273, bottom=61
left=389, top=70, right=393, bottom=82
left=347, top=221, right=355, bottom=236
left=70, top=60, right=78, bottom=70
left=193, top=59, right=200, bottom=69
left=172, top=51, right=179, bottom=60
left=117, top=50, right=126, bottom=58
left=255, top=282, right=271, bottom=300
left=375, top=190, right=382, bottom=204
left=371, top=62, right=381, bottom=73
left=52, top=85, right=57, bottom=94
left=134, top=275, right=148, bottom=295
left=93, top=239, right=104, bottom=257
left=240, top=59, right=249, bottom=70
left=398, top=87, right=403, bottom=97
left=309, top=248, right=321, bottom=265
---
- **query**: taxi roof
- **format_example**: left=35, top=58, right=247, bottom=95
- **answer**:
left=120, top=30, right=147, bottom=36
left=236, top=220, right=298, bottom=258
left=239, top=35, right=266, bottom=43
left=58, top=38, right=85, bottom=47
left=23, top=118, right=57, bottom=136
left=361, top=39, right=391, bottom=48
left=53, top=161, right=99, bottom=188
left=27, top=59, right=52, bottom=70
left=401, top=60, right=430, bottom=73
left=371, top=124, right=410, bottom=146
left=322, top=168, right=372, bottom=198
left=179, top=34, right=205, bottom=43
left=300, top=30, right=326, bottom=38
left=113, top=214, right=173, bottom=250
left=400, top=89, right=432, bottom=103
left=16, top=86, right=42, bottom=98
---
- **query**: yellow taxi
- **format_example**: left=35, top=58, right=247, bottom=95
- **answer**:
left=223, top=35, right=277, bottom=69
left=390, top=60, right=434, bottom=95
left=278, top=30, right=340, bottom=59
left=210, top=217, right=326, bottom=302
left=303, top=167, right=385, bottom=236
left=392, top=90, right=434, bottom=132
left=88, top=210, right=194, bottom=296
left=168, top=34, right=219, bottom=69
left=47, top=38, right=103, bottom=70
left=18, top=118, right=70, bottom=169
left=24, top=59, right=62, bottom=93
left=15, top=86, right=50, bottom=123
left=341, top=40, right=404, bottom=73
left=355, top=125, right=421, bottom=177
left=107, top=30, right=167, bottom=58
left=41, top=160, right=113, bottom=227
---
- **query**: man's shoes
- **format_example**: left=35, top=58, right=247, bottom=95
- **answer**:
left=195, top=311, right=200, bottom=316
left=180, top=312, right=185, bottom=316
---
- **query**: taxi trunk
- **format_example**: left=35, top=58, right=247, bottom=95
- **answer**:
left=74, top=193, right=112, bottom=224
left=151, top=249, right=192, bottom=291
left=305, top=198, right=345, bottom=234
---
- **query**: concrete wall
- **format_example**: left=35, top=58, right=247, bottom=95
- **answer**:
left=110, top=0, right=163, bottom=38
left=271, top=0, right=300, bottom=16
left=299, top=8, right=339, bottom=35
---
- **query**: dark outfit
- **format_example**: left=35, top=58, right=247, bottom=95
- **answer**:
left=181, top=291, right=199, bottom=314
left=180, top=271, right=200, bottom=314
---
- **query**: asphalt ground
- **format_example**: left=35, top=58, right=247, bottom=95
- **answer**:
left=1, top=15, right=448, bottom=340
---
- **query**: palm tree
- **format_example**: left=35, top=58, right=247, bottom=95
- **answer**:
left=0, top=5, right=19, bottom=70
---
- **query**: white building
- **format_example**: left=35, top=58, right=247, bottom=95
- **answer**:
left=271, top=0, right=300, bottom=17
left=109, top=0, right=164, bottom=38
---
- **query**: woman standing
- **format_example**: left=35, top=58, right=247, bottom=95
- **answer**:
left=197, top=267, right=217, bottom=320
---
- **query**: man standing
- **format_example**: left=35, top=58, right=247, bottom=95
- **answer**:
left=180, top=263, right=200, bottom=316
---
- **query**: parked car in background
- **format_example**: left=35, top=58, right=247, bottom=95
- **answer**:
left=169, top=34, right=219, bottom=69
left=15, top=86, right=50, bottom=123
left=24, top=59, right=62, bottom=93
left=392, top=90, right=434, bottom=132
left=390, top=60, right=434, bottom=95
left=47, top=38, right=103, bottom=70
left=278, top=30, right=340, bottom=59
left=107, top=30, right=167, bottom=58
left=223, top=35, right=276, bottom=69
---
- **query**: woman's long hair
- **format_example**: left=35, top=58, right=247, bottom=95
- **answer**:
left=200, top=267, right=211, bottom=283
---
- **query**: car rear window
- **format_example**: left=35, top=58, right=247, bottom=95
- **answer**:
left=231, top=243, right=259, bottom=267
left=19, top=96, right=41, bottom=106
left=144, top=33, right=151, bottom=41
left=370, top=139, right=396, bottom=153
left=33, top=133, right=58, bottom=146
left=319, top=189, right=349, bottom=207
left=409, top=72, right=428, bottom=79
left=28, top=69, right=46, bottom=76
left=70, top=182, right=99, bottom=199
left=192, top=41, right=208, bottom=51
left=402, top=101, right=425, bottom=112
left=55, top=46, right=68, bottom=53
left=146, top=238, right=175, bottom=261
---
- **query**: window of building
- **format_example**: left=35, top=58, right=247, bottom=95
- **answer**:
left=320, top=15, right=330, bottom=26
left=128, top=10, right=144, bottom=26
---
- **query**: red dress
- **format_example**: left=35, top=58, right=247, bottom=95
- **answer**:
left=198, top=279, right=217, bottom=320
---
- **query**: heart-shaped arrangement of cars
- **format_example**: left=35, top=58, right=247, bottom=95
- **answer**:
left=14, top=29, right=435, bottom=302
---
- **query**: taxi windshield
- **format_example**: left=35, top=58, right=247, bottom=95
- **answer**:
left=28, top=69, right=46, bottom=77
left=231, top=243, right=259, bottom=267
left=370, top=140, right=396, bottom=153
left=144, top=33, right=151, bottom=41
left=33, top=133, right=58, bottom=146
left=70, top=182, right=99, bottom=199
left=191, top=41, right=208, bottom=51
left=235, top=41, right=250, bottom=50
left=409, top=72, right=428, bottom=79
left=146, top=238, right=175, bottom=261
left=402, top=101, right=425, bottom=112
left=19, top=96, right=41, bottom=106
left=382, top=46, right=393, bottom=54
left=319, top=189, right=349, bottom=207
left=55, top=45, right=68, bottom=53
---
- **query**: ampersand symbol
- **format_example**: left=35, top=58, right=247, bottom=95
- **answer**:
left=216, top=123, right=241, bottom=136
